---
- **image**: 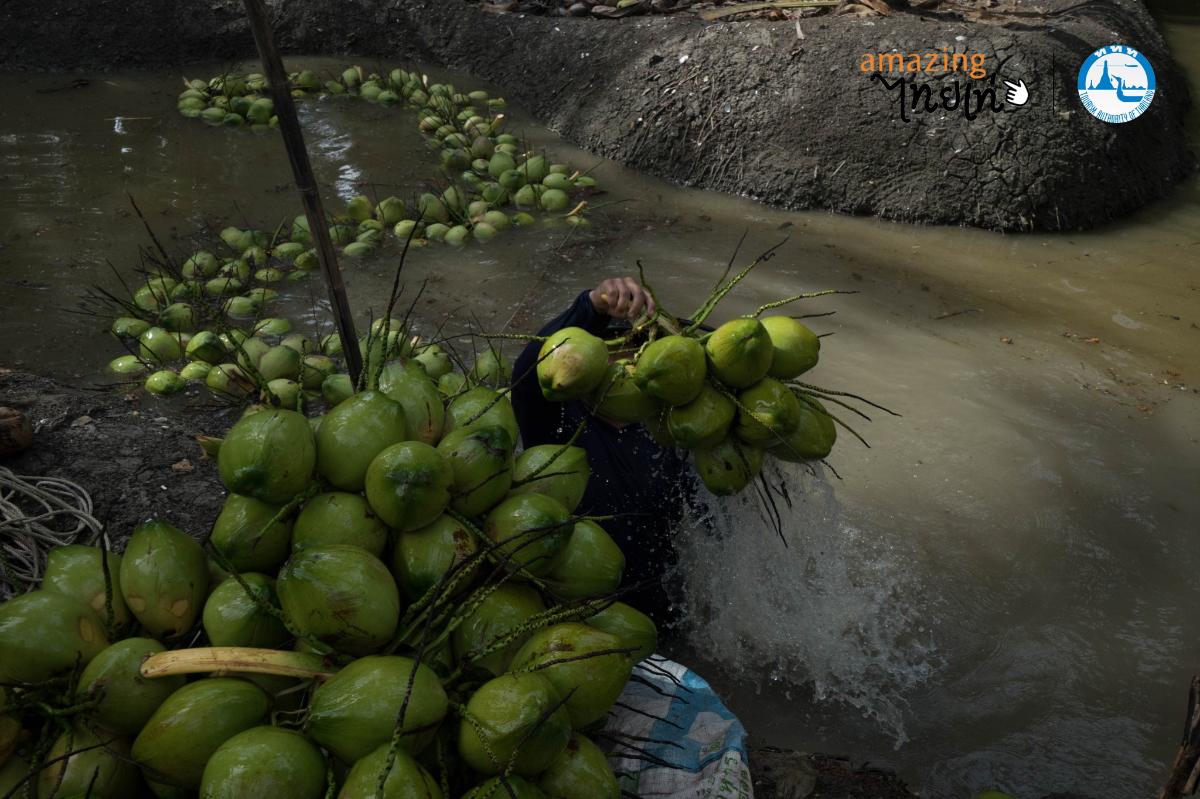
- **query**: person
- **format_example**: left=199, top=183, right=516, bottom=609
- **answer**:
left=510, top=277, right=693, bottom=627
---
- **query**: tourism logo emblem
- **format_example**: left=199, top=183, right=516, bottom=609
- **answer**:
left=1077, top=45, right=1155, bottom=123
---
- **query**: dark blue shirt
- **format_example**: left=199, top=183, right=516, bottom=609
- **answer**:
left=511, top=291, right=692, bottom=622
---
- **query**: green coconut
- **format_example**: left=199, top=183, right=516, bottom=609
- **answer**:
left=693, top=436, right=764, bottom=496
left=219, top=409, right=315, bottom=503
left=108, top=354, right=149, bottom=375
left=292, top=491, right=387, bottom=557
left=667, top=384, right=736, bottom=449
left=112, top=316, right=151, bottom=338
left=588, top=362, right=658, bottom=423
left=761, top=315, right=820, bottom=379
left=277, top=545, right=399, bottom=655
left=540, top=188, right=570, bottom=213
left=205, top=276, right=243, bottom=297
left=202, top=573, right=289, bottom=649
left=75, top=637, right=184, bottom=735
left=139, top=326, right=183, bottom=363
left=444, top=225, right=469, bottom=246
left=472, top=349, right=511, bottom=387
left=543, top=521, right=624, bottom=599
left=391, top=513, right=478, bottom=601
left=438, top=372, right=466, bottom=396
left=452, top=582, right=545, bottom=676
left=0, top=590, right=107, bottom=684
left=376, top=196, right=408, bottom=225
left=234, top=334, right=270, bottom=372
left=538, top=733, right=620, bottom=799
left=301, top=355, right=335, bottom=389
left=377, top=362, right=446, bottom=445
left=38, top=725, right=139, bottom=799
left=436, top=425, right=515, bottom=517
left=199, top=726, right=326, bottom=799
left=768, top=396, right=837, bottom=461
left=185, top=331, right=226, bottom=364
left=336, top=742, right=442, bottom=799
left=132, top=678, right=270, bottom=790
left=363, top=442, right=453, bottom=531
left=482, top=493, right=571, bottom=576
left=146, top=370, right=185, bottom=395
left=417, top=193, right=450, bottom=224
left=509, top=445, right=590, bottom=512
left=206, top=363, right=254, bottom=398
left=315, top=391, right=407, bottom=491
left=634, top=336, right=706, bottom=406
left=520, top=155, right=549, bottom=183
left=444, top=387, right=518, bottom=442
left=346, top=195, right=374, bottom=223
left=267, top=378, right=302, bottom=409
left=510, top=623, right=633, bottom=728
left=586, top=602, right=657, bottom=662
left=159, top=302, right=196, bottom=332
left=42, top=544, right=130, bottom=631
left=458, top=672, right=571, bottom=775
left=705, top=318, right=774, bottom=389
left=536, top=327, right=608, bottom=401
left=734, top=378, right=802, bottom=445
left=464, top=777, right=545, bottom=799
left=307, top=655, right=447, bottom=763
left=181, top=251, right=219, bottom=278
left=258, top=347, right=302, bottom=384
left=210, top=493, right=293, bottom=573
left=322, top=373, right=354, bottom=406
left=119, top=520, right=207, bottom=637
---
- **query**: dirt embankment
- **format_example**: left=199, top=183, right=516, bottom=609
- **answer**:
left=1, top=0, right=1193, bottom=231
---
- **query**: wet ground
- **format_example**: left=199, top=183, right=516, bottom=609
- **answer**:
left=0, top=20, right=1198, bottom=799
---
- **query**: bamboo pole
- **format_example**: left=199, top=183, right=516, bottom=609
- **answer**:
left=240, top=0, right=363, bottom=384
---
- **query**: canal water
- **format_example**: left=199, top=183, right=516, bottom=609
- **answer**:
left=0, top=14, right=1196, bottom=799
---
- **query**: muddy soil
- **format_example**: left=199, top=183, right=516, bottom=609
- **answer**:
left=1, top=0, right=1193, bottom=231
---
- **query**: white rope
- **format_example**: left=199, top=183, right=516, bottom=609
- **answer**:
left=0, top=466, right=103, bottom=599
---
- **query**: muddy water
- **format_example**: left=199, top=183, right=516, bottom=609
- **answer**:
left=0, top=27, right=1198, bottom=799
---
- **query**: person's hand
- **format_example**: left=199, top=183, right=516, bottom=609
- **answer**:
left=589, top=277, right=655, bottom=321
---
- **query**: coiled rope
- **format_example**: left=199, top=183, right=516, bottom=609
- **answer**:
left=0, top=466, right=103, bottom=598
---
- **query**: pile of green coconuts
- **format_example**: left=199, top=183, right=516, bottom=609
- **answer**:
left=0, top=365, right=655, bottom=797
left=176, top=66, right=598, bottom=250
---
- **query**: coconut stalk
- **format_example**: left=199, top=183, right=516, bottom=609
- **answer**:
left=240, top=0, right=362, bottom=385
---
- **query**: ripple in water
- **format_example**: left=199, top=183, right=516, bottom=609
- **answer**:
left=673, top=464, right=941, bottom=744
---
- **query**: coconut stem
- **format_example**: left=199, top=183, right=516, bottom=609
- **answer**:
left=747, top=288, right=854, bottom=318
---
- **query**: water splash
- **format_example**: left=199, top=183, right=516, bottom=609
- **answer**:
left=673, top=464, right=941, bottom=745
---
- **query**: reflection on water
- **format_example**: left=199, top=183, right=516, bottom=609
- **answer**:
left=0, top=32, right=1197, bottom=799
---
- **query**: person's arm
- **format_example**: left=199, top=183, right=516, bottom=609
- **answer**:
left=511, top=278, right=655, bottom=447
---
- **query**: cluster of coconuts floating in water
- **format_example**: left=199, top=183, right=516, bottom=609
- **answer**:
left=177, top=66, right=598, bottom=251
left=0, top=358, right=656, bottom=796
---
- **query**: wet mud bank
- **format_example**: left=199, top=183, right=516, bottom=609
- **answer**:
left=2, top=0, right=1194, bottom=231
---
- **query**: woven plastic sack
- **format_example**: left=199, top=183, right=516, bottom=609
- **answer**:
left=601, top=656, right=753, bottom=798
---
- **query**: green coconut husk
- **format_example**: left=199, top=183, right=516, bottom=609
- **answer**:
left=458, top=671, right=571, bottom=775
left=634, top=335, right=706, bottom=406
left=587, top=362, right=658, bottom=423
left=315, top=391, right=408, bottom=492
left=482, top=493, right=572, bottom=576
left=146, top=369, right=186, bottom=396
left=537, top=732, right=620, bottom=799
left=277, top=545, right=400, bottom=655
left=436, top=425, right=515, bottom=517
left=536, top=327, right=608, bottom=402
left=292, top=491, right=388, bottom=557
left=218, top=409, right=315, bottom=503
left=444, top=387, right=518, bottom=442
left=391, top=513, right=479, bottom=602
left=38, top=725, right=139, bottom=799
left=768, top=395, right=837, bottom=461
left=75, top=637, right=185, bottom=735
left=139, top=326, right=184, bottom=363
left=543, top=521, right=624, bottom=600
left=510, top=623, right=633, bottom=728
left=210, top=493, right=293, bottom=573
left=198, top=726, right=326, bottom=799
left=377, top=362, right=446, bottom=445
left=364, top=441, right=454, bottom=532
left=120, top=519, right=208, bottom=638
left=509, top=445, right=590, bottom=513
left=202, top=573, right=289, bottom=649
left=761, top=315, right=820, bottom=378
left=464, top=776, right=546, bottom=799
left=42, top=544, right=131, bottom=631
left=667, top=384, right=736, bottom=449
left=586, top=602, right=657, bottom=662
left=108, top=354, right=150, bottom=376
left=307, top=655, right=448, bottom=763
left=336, top=741, right=442, bottom=799
left=705, top=318, right=774, bottom=389
left=112, top=316, right=151, bottom=338
left=734, top=377, right=802, bottom=445
left=693, top=436, right=764, bottom=496
left=322, top=373, right=354, bottom=406
left=132, top=678, right=270, bottom=790
left=452, top=582, right=546, bottom=677
left=0, top=590, right=108, bottom=684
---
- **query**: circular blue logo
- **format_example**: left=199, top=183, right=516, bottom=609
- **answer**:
left=1077, top=45, right=1156, bottom=123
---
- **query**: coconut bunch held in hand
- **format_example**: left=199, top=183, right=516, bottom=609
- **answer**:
left=0, top=342, right=650, bottom=798
left=530, top=253, right=890, bottom=496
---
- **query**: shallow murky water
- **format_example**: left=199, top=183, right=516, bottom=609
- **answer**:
left=1, top=22, right=1198, bottom=799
